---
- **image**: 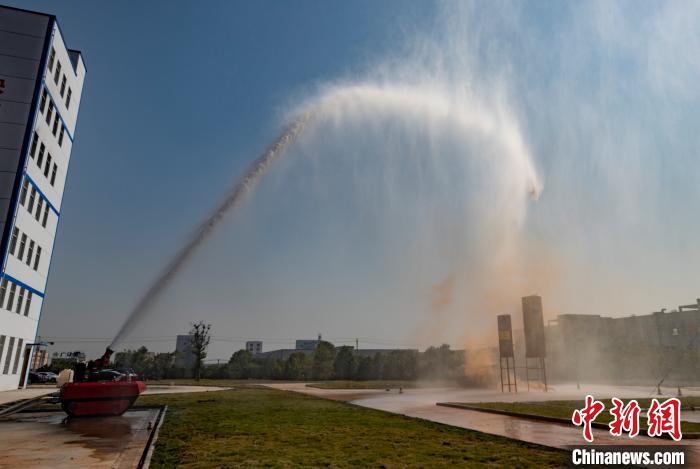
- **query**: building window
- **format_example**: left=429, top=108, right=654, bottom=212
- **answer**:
left=52, top=113, right=59, bottom=136
left=35, top=198, right=43, bottom=222
left=66, top=88, right=72, bottom=109
left=54, top=61, right=61, bottom=85
left=0, top=336, right=5, bottom=367
left=44, top=154, right=52, bottom=177
left=24, top=292, right=32, bottom=317
left=15, top=288, right=25, bottom=314
left=40, top=89, right=47, bottom=114
left=19, top=180, right=28, bottom=206
left=50, top=164, right=57, bottom=186
left=34, top=247, right=41, bottom=271
left=26, top=241, right=34, bottom=266
left=48, top=47, right=55, bottom=72
left=28, top=187, right=37, bottom=212
left=42, top=205, right=49, bottom=228
left=30, top=132, right=38, bottom=158
left=58, top=125, right=65, bottom=146
left=6, top=284, right=16, bottom=313
left=0, top=279, right=8, bottom=309
left=3, top=337, right=15, bottom=374
left=37, top=143, right=45, bottom=167
left=18, top=233, right=27, bottom=260
left=45, top=102, right=53, bottom=125
left=9, top=228, right=19, bottom=255
left=60, top=75, right=66, bottom=97
left=12, top=338, right=23, bottom=374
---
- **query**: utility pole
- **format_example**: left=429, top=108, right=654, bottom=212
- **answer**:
left=355, top=338, right=359, bottom=351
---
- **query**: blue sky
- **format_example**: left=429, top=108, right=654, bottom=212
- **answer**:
left=6, top=1, right=700, bottom=359
left=8, top=0, right=436, bottom=356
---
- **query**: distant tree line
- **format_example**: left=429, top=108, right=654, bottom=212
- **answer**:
left=204, top=342, right=465, bottom=381
left=51, top=341, right=466, bottom=382
left=113, top=346, right=179, bottom=379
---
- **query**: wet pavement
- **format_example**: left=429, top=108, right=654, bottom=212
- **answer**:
left=0, top=385, right=229, bottom=468
left=267, top=383, right=700, bottom=459
left=0, top=407, right=161, bottom=468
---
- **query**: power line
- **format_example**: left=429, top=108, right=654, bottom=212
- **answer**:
left=40, top=334, right=418, bottom=348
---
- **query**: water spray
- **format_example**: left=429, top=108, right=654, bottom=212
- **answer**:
left=109, top=113, right=310, bottom=349
left=109, top=84, right=541, bottom=350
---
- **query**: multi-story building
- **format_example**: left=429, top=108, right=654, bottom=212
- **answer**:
left=0, top=6, right=85, bottom=390
left=30, top=346, right=48, bottom=369
left=175, top=335, right=196, bottom=372
left=245, top=341, right=263, bottom=354
left=545, top=299, right=700, bottom=385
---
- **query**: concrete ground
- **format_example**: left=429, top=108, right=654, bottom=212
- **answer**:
left=0, top=386, right=55, bottom=406
left=0, top=383, right=228, bottom=406
left=0, top=407, right=161, bottom=469
left=267, top=383, right=700, bottom=459
left=0, top=384, right=229, bottom=469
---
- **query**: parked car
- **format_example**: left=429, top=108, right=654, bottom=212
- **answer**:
left=38, top=372, right=58, bottom=383
left=87, top=369, right=124, bottom=382
left=28, top=371, right=47, bottom=384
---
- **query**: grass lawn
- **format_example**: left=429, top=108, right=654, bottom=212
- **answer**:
left=455, top=397, right=700, bottom=434
left=306, top=380, right=417, bottom=390
left=139, top=387, right=567, bottom=467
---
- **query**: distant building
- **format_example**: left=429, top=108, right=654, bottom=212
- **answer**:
left=51, top=350, right=85, bottom=363
left=258, top=349, right=311, bottom=361
left=258, top=345, right=417, bottom=362
left=546, top=299, right=700, bottom=385
left=295, top=338, right=321, bottom=350
left=253, top=336, right=320, bottom=361
left=246, top=341, right=262, bottom=354
left=175, top=335, right=195, bottom=371
left=354, top=348, right=418, bottom=358
left=30, top=347, right=48, bottom=369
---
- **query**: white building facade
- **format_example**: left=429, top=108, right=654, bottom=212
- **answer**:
left=0, top=6, right=85, bottom=391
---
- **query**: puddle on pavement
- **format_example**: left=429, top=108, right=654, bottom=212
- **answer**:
left=0, top=408, right=160, bottom=468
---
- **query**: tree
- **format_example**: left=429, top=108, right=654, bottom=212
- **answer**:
left=419, top=344, right=464, bottom=380
left=311, top=341, right=336, bottom=380
left=114, top=346, right=150, bottom=376
left=333, top=346, right=357, bottom=380
left=383, top=350, right=418, bottom=380
left=190, top=321, right=211, bottom=382
left=356, top=355, right=374, bottom=380
left=252, top=356, right=283, bottom=379
left=229, top=349, right=253, bottom=379
left=285, top=352, right=311, bottom=380
left=150, top=352, right=176, bottom=379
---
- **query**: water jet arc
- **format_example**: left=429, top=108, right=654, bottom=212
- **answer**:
left=109, top=114, right=310, bottom=349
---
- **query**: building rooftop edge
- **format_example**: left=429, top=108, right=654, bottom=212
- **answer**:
left=1, top=5, right=87, bottom=73
left=0, top=4, right=56, bottom=20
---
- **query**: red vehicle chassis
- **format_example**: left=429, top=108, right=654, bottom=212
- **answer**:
left=60, top=380, right=146, bottom=417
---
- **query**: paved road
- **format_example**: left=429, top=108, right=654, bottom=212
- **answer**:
left=143, top=384, right=230, bottom=395
left=267, top=383, right=699, bottom=459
